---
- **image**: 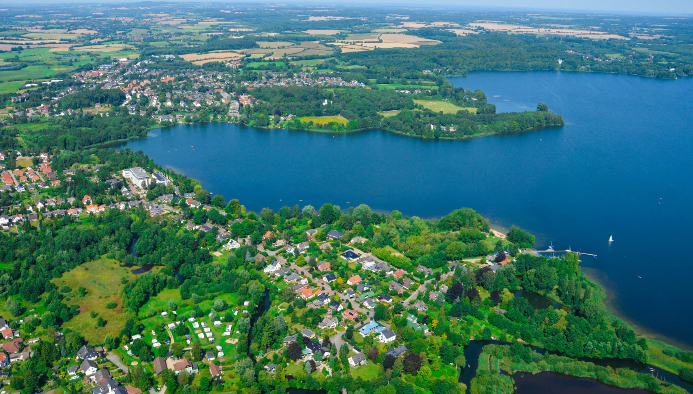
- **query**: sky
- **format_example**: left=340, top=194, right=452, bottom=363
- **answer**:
left=7, top=0, right=693, bottom=15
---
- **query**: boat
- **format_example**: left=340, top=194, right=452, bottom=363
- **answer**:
left=638, top=276, right=642, bottom=279
left=609, top=235, right=614, bottom=242
left=548, top=242, right=554, bottom=251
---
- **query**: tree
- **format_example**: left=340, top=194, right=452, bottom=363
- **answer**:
left=302, top=205, right=317, bottom=219
left=383, top=354, right=396, bottom=370
left=490, top=289, right=501, bottom=305
left=367, top=346, right=379, bottom=361
left=104, top=334, right=116, bottom=350
left=537, top=102, right=549, bottom=112
left=319, top=203, right=338, bottom=224
left=6, top=297, right=22, bottom=317
left=287, top=341, right=302, bottom=361
left=403, top=352, right=422, bottom=375
left=374, top=303, right=392, bottom=321
left=260, top=208, right=275, bottom=223
left=171, top=342, right=184, bottom=358
left=447, top=282, right=464, bottom=303
left=191, top=342, right=202, bottom=361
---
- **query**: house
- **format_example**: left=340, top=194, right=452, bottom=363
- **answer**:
left=91, top=379, right=126, bottom=394
left=2, top=338, right=22, bottom=353
left=385, top=345, right=408, bottom=358
left=406, top=316, right=430, bottom=334
left=439, top=284, right=449, bottom=293
left=318, top=316, right=339, bottom=330
left=210, top=363, right=222, bottom=378
left=305, top=229, right=317, bottom=238
left=344, top=289, right=356, bottom=299
left=299, top=287, right=316, bottom=300
left=94, top=369, right=112, bottom=385
left=357, top=283, right=371, bottom=293
left=223, top=239, right=241, bottom=250
left=402, top=278, right=414, bottom=289
left=264, top=364, right=276, bottom=374
left=301, top=329, right=316, bottom=339
left=284, top=273, right=300, bottom=283
left=359, top=321, right=382, bottom=336
left=318, top=262, right=331, bottom=271
left=347, top=275, right=362, bottom=285
left=362, top=299, right=376, bottom=310
left=77, top=345, right=99, bottom=360
left=205, top=351, right=215, bottom=361
left=80, top=360, right=98, bottom=375
left=348, top=352, right=367, bottom=367
left=152, top=172, right=169, bottom=185
left=122, top=168, right=151, bottom=189
left=254, top=254, right=266, bottom=263
left=378, top=294, right=393, bottom=303
left=389, top=281, right=403, bottom=294
left=283, top=335, right=297, bottom=345
left=350, top=236, right=366, bottom=244
left=0, top=353, right=9, bottom=368
left=320, top=243, right=332, bottom=252
left=327, top=230, right=344, bottom=240
left=173, top=358, right=195, bottom=375
left=153, top=357, right=167, bottom=375
left=322, top=274, right=337, bottom=283
left=264, top=261, right=281, bottom=275
left=329, top=301, right=344, bottom=312
left=379, top=330, right=396, bottom=344
left=413, top=300, right=428, bottom=312
left=315, top=293, right=330, bottom=305
left=342, top=310, right=358, bottom=321
left=341, top=250, right=359, bottom=261
left=391, top=269, right=405, bottom=279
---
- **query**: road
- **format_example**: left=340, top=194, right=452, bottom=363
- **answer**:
left=106, top=352, right=129, bottom=374
left=149, top=385, right=167, bottom=394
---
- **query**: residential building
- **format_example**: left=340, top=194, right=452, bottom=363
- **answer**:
left=122, top=167, right=151, bottom=189
left=379, top=330, right=396, bottom=344
left=348, top=352, right=367, bottom=367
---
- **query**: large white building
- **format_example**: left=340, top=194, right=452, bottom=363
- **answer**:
left=122, top=167, right=151, bottom=189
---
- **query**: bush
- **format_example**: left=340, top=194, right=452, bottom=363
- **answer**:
left=60, top=286, right=72, bottom=294
left=106, top=302, right=118, bottom=309
left=680, top=367, right=693, bottom=383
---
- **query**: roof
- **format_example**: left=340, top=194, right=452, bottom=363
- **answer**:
left=80, top=359, right=98, bottom=371
left=327, top=229, right=344, bottom=239
left=209, top=363, right=222, bottom=377
left=349, top=352, right=366, bottom=364
left=380, top=330, right=396, bottom=340
left=153, top=357, right=167, bottom=375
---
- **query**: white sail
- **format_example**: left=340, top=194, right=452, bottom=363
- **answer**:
left=609, top=235, right=614, bottom=242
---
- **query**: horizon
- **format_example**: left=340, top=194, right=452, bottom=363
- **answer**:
left=3, top=0, right=693, bottom=17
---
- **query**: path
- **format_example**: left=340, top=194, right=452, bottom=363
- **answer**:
left=106, top=352, right=129, bottom=374
left=166, top=327, right=175, bottom=344
left=403, top=277, right=435, bottom=308
left=149, top=385, right=167, bottom=394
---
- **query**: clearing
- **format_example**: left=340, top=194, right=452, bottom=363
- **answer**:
left=414, top=100, right=477, bottom=114
left=297, top=115, right=348, bottom=126
left=52, top=257, right=133, bottom=344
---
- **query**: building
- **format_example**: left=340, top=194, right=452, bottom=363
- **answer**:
left=413, top=300, right=428, bottom=312
left=152, top=172, right=170, bottom=185
left=318, top=316, right=339, bottom=330
left=122, top=168, right=151, bottom=189
left=77, top=345, right=99, bottom=360
left=359, top=321, right=383, bottom=336
left=385, top=345, right=408, bottom=358
left=347, top=275, right=362, bottom=285
left=327, top=230, right=345, bottom=240
left=153, top=357, right=167, bottom=375
left=379, top=330, right=396, bottom=344
left=302, top=329, right=316, bottom=339
left=210, top=363, right=222, bottom=378
left=81, top=360, right=98, bottom=375
left=341, top=250, right=359, bottom=261
left=348, top=352, right=367, bottom=367
left=0, top=353, right=8, bottom=368
left=264, top=364, right=276, bottom=374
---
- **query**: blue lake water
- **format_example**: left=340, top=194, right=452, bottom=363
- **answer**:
left=118, top=71, right=693, bottom=348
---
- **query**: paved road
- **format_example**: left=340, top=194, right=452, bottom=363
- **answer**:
left=403, top=277, right=435, bottom=308
left=149, top=385, right=167, bottom=394
left=106, top=352, right=129, bottom=374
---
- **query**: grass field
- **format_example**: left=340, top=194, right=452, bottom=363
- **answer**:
left=52, top=257, right=133, bottom=344
left=352, top=363, right=380, bottom=380
left=378, top=110, right=401, bottom=117
left=297, top=115, right=348, bottom=126
left=414, top=99, right=476, bottom=114
left=378, top=84, right=439, bottom=90
left=0, top=81, right=27, bottom=93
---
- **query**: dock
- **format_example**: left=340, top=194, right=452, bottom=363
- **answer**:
left=536, top=249, right=597, bottom=257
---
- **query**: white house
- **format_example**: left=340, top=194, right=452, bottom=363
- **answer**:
left=80, top=360, right=98, bottom=376
left=379, top=329, right=396, bottom=344
left=264, top=261, right=281, bottom=275
left=223, top=239, right=241, bottom=251
left=348, top=352, right=367, bottom=367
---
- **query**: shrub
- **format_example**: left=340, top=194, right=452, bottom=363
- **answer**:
left=106, top=302, right=118, bottom=309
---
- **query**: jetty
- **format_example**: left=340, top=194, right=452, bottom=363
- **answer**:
left=536, top=249, right=598, bottom=257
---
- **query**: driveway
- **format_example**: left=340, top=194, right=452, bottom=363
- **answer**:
left=149, top=385, right=167, bottom=394
left=106, top=352, right=129, bottom=374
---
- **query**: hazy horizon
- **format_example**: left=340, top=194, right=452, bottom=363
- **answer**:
left=3, top=0, right=692, bottom=17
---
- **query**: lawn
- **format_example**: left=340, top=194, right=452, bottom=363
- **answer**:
left=352, top=363, right=380, bottom=380
left=297, top=115, right=348, bottom=126
left=15, top=157, right=33, bottom=168
left=414, top=99, right=476, bottom=114
left=52, top=257, right=133, bottom=344
left=378, top=84, right=439, bottom=90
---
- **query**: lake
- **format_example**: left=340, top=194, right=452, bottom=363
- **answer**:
left=117, top=71, right=693, bottom=348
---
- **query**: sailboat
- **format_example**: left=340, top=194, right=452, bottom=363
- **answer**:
left=548, top=242, right=554, bottom=251
left=609, top=235, right=614, bottom=242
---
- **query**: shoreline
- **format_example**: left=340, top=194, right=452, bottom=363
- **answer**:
left=582, top=266, right=693, bottom=352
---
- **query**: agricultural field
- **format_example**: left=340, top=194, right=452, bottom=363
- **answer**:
left=51, top=257, right=133, bottom=344
left=414, top=99, right=477, bottom=114
left=297, top=115, right=349, bottom=126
